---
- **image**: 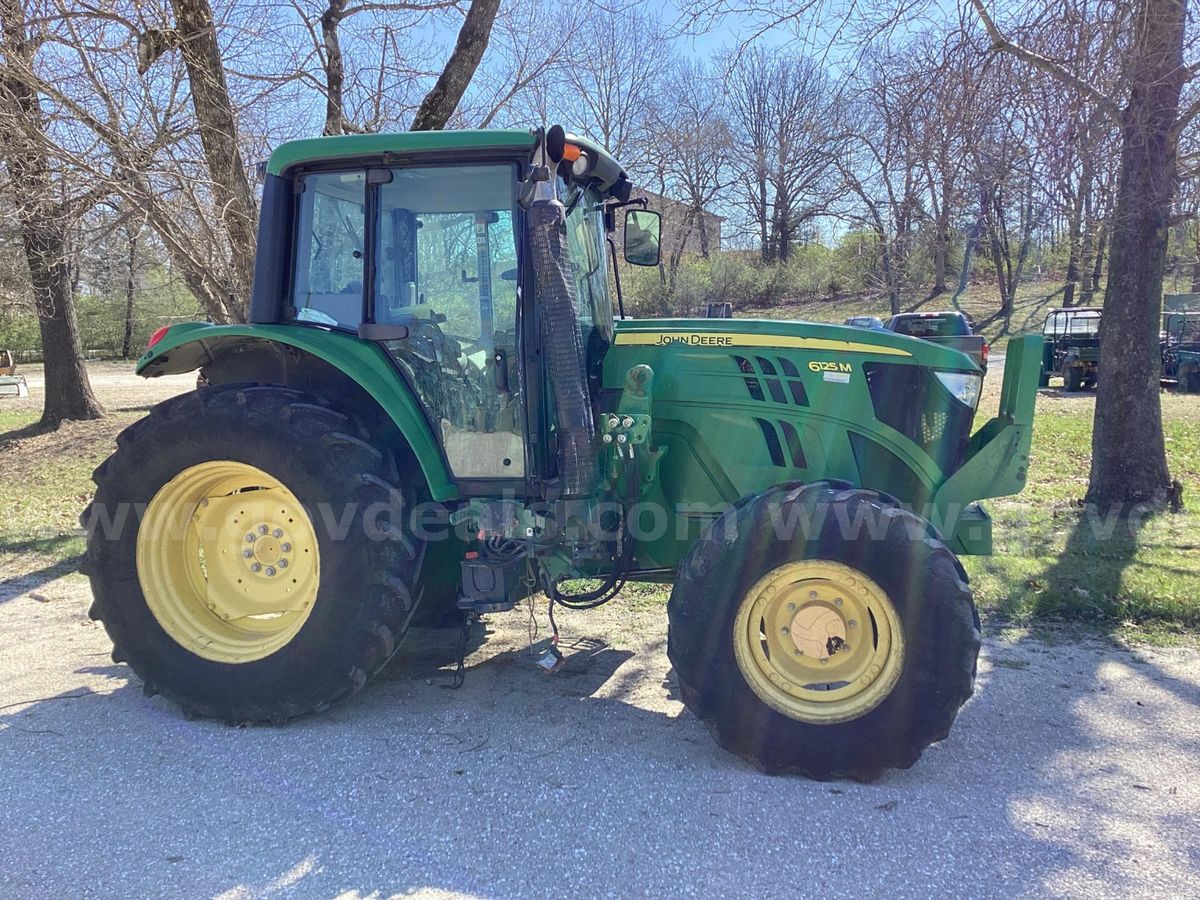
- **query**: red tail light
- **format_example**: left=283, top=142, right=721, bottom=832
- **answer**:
left=147, top=325, right=170, bottom=350
left=982, top=341, right=990, bottom=365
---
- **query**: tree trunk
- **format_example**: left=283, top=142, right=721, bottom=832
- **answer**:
left=1063, top=195, right=1083, bottom=309
left=409, top=0, right=501, bottom=131
left=756, top=160, right=770, bottom=263
left=951, top=214, right=984, bottom=311
left=1191, top=223, right=1200, bottom=292
left=932, top=174, right=952, bottom=295
left=1087, top=0, right=1184, bottom=509
left=26, top=228, right=103, bottom=425
left=122, top=223, right=140, bottom=359
left=170, top=0, right=258, bottom=319
left=0, top=0, right=103, bottom=427
left=321, top=0, right=349, bottom=135
left=1087, top=223, right=1107, bottom=300
left=1078, top=221, right=1096, bottom=304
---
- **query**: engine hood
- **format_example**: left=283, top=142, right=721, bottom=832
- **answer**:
left=613, top=317, right=981, bottom=371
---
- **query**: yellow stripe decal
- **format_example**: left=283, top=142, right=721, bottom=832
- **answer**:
left=613, top=331, right=912, bottom=356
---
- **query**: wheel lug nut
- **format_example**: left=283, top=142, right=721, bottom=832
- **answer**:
left=787, top=602, right=796, bottom=612
left=272, top=528, right=283, bottom=538
left=835, top=598, right=843, bottom=607
left=795, top=649, right=803, bottom=656
left=250, top=563, right=262, bottom=573
left=281, top=543, right=292, bottom=553
left=265, top=567, right=276, bottom=577
left=242, top=549, right=253, bottom=559
left=848, top=619, right=857, bottom=628
left=842, top=644, right=851, bottom=652
left=258, top=525, right=268, bottom=535
left=278, top=559, right=288, bottom=568
left=781, top=626, right=789, bottom=635
left=809, top=591, right=817, bottom=599
left=245, top=533, right=256, bottom=543
left=820, top=657, right=829, bottom=665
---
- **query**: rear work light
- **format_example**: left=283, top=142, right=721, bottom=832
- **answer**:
left=146, top=325, right=170, bottom=350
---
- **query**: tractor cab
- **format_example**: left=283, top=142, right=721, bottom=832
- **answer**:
left=241, top=128, right=658, bottom=490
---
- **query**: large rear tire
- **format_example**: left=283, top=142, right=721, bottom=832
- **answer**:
left=83, top=384, right=425, bottom=722
left=1063, top=367, right=1083, bottom=392
left=667, top=483, right=979, bottom=781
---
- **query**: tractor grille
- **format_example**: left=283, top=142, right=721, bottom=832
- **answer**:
left=732, top=356, right=809, bottom=407
left=755, top=418, right=808, bottom=469
left=863, top=362, right=973, bottom=473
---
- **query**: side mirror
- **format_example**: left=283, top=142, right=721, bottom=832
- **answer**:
left=624, top=209, right=661, bottom=267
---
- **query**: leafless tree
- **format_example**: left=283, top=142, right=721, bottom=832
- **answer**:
left=974, top=0, right=1192, bottom=509
left=725, top=48, right=841, bottom=263
left=0, top=0, right=103, bottom=426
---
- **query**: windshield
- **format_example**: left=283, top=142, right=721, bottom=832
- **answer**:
left=892, top=315, right=968, bottom=337
left=1164, top=313, right=1200, bottom=342
left=1044, top=311, right=1101, bottom=337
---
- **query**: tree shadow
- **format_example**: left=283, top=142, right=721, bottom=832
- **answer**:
left=1034, top=504, right=1154, bottom=624
left=0, top=420, right=55, bottom=442
left=905, top=287, right=947, bottom=313
left=0, top=534, right=82, bottom=605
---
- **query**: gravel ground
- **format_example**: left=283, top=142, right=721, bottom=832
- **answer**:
left=1, top=580, right=1198, bottom=899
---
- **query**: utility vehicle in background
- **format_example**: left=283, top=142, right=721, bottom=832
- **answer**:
left=1039, top=307, right=1101, bottom=391
left=0, top=350, right=29, bottom=399
left=1161, top=311, right=1200, bottom=392
left=83, top=127, right=1041, bottom=781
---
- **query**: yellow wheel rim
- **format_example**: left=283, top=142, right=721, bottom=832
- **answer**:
left=732, top=560, right=904, bottom=724
left=136, top=460, right=320, bottom=664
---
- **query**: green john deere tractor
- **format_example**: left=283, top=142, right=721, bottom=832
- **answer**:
left=83, top=127, right=1040, bottom=781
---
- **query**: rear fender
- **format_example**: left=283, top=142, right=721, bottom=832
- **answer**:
left=137, top=323, right=457, bottom=501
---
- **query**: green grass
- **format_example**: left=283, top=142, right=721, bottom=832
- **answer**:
left=3, top=379, right=1199, bottom=639
left=961, top=400, right=1200, bottom=637
left=748, top=278, right=1073, bottom=343
left=0, top=408, right=138, bottom=586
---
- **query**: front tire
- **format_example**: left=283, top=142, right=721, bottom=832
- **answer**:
left=83, top=384, right=425, bottom=722
left=667, top=483, right=979, bottom=781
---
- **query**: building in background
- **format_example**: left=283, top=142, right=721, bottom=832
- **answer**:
left=616, top=190, right=723, bottom=265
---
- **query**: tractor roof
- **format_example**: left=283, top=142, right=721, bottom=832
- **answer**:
left=266, top=129, right=537, bottom=176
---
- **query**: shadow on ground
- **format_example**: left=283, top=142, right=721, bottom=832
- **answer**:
left=2, top=580, right=1198, bottom=896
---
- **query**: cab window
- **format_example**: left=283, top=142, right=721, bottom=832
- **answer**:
left=290, top=171, right=366, bottom=327
left=373, top=164, right=524, bottom=480
left=558, top=178, right=613, bottom=346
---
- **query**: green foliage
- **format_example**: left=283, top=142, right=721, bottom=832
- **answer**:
left=0, top=308, right=40, bottom=353
left=624, top=240, right=886, bottom=318
left=963, top=399, right=1200, bottom=633
left=1, top=265, right=201, bottom=358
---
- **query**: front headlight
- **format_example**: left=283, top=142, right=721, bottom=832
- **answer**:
left=936, top=371, right=982, bottom=408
